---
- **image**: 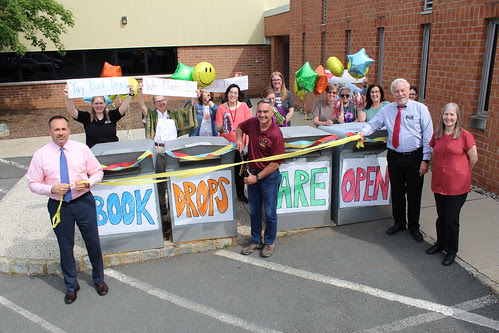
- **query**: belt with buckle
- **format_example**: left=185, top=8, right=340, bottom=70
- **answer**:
left=155, top=143, right=165, bottom=147
left=389, top=147, right=422, bottom=157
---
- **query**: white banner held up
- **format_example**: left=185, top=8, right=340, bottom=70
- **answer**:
left=142, top=77, right=197, bottom=97
left=204, top=76, right=249, bottom=92
left=67, top=77, right=129, bottom=98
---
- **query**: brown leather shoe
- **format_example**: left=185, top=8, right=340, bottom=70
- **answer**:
left=64, top=284, right=80, bottom=304
left=95, top=282, right=109, bottom=296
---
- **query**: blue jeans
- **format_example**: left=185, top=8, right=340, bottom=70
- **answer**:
left=248, top=170, right=281, bottom=245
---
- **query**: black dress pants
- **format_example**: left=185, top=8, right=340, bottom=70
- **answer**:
left=387, top=148, right=424, bottom=230
left=48, top=192, right=104, bottom=291
left=234, top=152, right=246, bottom=198
left=434, top=192, right=467, bottom=254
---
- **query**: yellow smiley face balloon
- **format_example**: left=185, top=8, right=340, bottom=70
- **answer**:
left=192, top=62, right=216, bottom=88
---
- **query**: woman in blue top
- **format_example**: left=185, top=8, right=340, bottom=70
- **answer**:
left=358, top=84, right=389, bottom=122
left=189, top=90, right=218, bottom=136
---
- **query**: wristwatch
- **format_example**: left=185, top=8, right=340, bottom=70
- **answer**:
left=128, top=92, right=134, bottom=96
left=255, top=174, right=261, bottom=182
left=423, top=160, right=430, bottom=163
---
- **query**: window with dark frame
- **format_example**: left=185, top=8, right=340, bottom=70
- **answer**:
left=0, top=47, right=177, bottom=83
left=418, top=24, right=431, bottom=102
left=472, top=17, right=498, bottom=131
left=377, top=27, right=385, bottom=85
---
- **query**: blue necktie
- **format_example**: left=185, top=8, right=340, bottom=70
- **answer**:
left=59, top=147, right=71, bottom=202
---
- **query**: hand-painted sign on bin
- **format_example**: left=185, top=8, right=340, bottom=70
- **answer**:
left=93, top=183, right=160, bottom=236
left=169, top=170, right=234, bottom=226
left=277, top=161, right=330, bottom=213
left=340, top=157, right=390, bottom=208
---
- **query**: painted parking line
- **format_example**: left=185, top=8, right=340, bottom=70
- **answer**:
left=0, top=157, right=29, bottom=171
left=215, top=250, right=499, bottom=331
left=0, top=295, right=66, bottom=333
left=358, top=294, right=499, bottom=333
left=0, top=189, right=8, bottom=194
left=105, top=268, right=281, bottom=333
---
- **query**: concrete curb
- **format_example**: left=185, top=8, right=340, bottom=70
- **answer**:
left=0, top=225, right=313, bottom=276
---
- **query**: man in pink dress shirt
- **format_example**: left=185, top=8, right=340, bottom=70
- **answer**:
left=27, top=115, right=108, bottom=304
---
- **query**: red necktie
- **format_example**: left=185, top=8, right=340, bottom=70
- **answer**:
left=392, top=106, right=402, bottom=149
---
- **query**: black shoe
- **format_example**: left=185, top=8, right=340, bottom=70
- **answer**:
left=94, top=282, right=109, bottom=296
left=64, top=284, right=80, bottom=304
left=426, top=244, right=442, bottom=255
left=409, top=229, right=424, bottom=243
left=442, top=253, right=456, bottom=266
left=238, top=195, right=248, bottom=204
left=386, top=225, right=406, bottom=235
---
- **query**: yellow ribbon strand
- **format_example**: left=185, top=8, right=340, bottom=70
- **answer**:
left=167, top=144, right=235, bottom=161
left=51, top=181, right=90, bottom=229
left=97, top=135, right=361, bottom=186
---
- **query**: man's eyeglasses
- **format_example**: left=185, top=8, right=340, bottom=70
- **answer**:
left=155, top=99, right=166, bottom=103
left=340, top=94, right=350, bottom=98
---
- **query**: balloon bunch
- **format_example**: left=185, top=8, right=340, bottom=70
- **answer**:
left=294, top=49, right=373, bottom=99
left=171, top=61, right=216, bottom=88
left=293, top=62, right=329, bottom=99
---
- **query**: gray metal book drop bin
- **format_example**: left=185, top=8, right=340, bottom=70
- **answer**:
left=164, top=136, right=236, bottom=243
left=91, top=139, right=164, bottom=254
left=277, top=126, right=333, bottom=231
left=318, top=123, right=392, bottom=225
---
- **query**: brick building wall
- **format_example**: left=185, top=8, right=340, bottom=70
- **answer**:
left=178, top=44, right=271, bottom=96
left=265, top=0, right=498, bottom=193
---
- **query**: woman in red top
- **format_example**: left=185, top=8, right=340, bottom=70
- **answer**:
left=426, top=103, right=478, bottom=266
left=216, top=84, right=252, bottom=203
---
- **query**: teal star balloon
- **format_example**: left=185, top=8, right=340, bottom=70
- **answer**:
left=347, top=48, right=374, bottom=78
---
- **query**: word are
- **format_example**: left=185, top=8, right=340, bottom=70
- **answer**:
left=95, top=189, right=155, bottom=226
left=341, top=166, right=390, bottom=203
left=172, top=177, right=230, bottom=218
left=278, top=167, right=329, bottom=209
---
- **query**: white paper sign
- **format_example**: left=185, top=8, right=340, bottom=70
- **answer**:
left=204, top=76, right=249, bottom=92
left=67, top=77, right=129, bottom=98
left=277, top=161, right=331, bottom=214
left=339, top=157, right=391, bottom=208
left=169, top=170, right=234, bottom=226
left=142, top=77, right=197, bottom=97
left=92, top=183, right=160, bottom=236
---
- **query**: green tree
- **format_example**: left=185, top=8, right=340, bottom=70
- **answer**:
left=0, top=0, right=74, bottom=56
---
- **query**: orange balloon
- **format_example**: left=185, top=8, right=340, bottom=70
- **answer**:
left=100, top=62, right=122, bottom=77
left=313, top=65, right=328, bottom=95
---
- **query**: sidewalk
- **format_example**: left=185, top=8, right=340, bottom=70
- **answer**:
left=0, top=122, right=497, bottom=293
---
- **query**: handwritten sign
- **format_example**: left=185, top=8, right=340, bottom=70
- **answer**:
left=204, top=76, right=249, bottom=92
left=67, top=77, right=129, bottom=98
left=142, top=77, right=197, bottom=97
left=93, top=183, right=160, bottom=236
left=340, top=157, right=390, bottom=208
left=169, top=170, right=234, bottom=226
left=277, top=161, right=330, bottom=213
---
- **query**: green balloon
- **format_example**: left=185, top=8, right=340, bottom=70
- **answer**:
left=171, top=62, right=194, bottom=81
left=295, top=62, right=318, bottom=92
